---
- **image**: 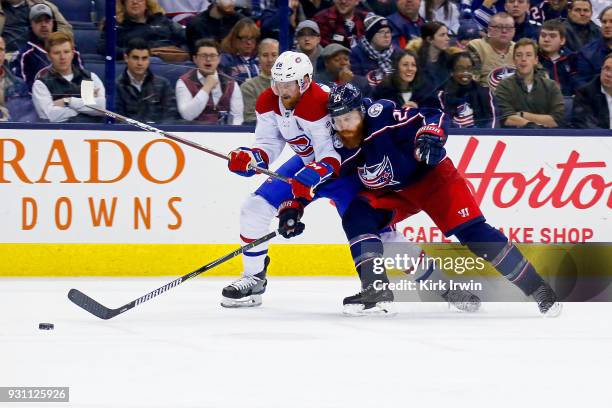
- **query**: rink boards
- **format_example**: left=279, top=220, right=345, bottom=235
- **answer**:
left=0, top=129, right=610, bottom=276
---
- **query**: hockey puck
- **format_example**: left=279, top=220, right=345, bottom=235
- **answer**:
left=39, top=323, right=54, bottom=330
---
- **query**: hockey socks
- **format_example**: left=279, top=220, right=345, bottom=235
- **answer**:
left=455, top=222, right=545, bottom=296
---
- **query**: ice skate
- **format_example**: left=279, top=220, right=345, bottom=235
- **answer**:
left=532, top=281, right=562, bottom=317
left=221, top=257, right=269, bottom=308
left=342, top=283, right=396, bottom=316
left=442, top=289, right=481, bottom=313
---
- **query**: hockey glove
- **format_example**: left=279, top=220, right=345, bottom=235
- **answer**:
left=414, top=125, right=447, bottom=165
left=228, top=147, right=268, bottom=177
left=277, top=199, right=305, bottom=238
left=291, top=161, right=335, bottom=200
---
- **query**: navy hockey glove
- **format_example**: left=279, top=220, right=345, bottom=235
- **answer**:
left=291, top=161, right=335, bottom=200
left=228, top=147, right=268, bottom=177
left=414, top=125, right=447, bottom=165
left=277, top=199, right=305, bottom=238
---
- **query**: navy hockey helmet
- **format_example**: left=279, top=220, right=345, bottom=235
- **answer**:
left=328, top=83, right=363, bottom=117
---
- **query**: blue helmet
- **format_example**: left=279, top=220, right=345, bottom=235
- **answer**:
left=328, top=83, right=363, bottom=117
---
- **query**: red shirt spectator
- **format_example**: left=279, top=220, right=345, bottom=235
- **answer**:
left=312, top=0, right=368, bottom=48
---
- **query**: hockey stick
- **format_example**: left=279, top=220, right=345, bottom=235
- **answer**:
left=68, top=229, right=280, bottom=319
left=79, top=80, right=290, bottom=183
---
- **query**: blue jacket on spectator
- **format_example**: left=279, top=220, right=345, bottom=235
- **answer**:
left=259, top=0, right=306, bottom=45
left=575, top=38, right=612, bottom=88
left=538, top=48, right=576, bottom=96
left=387, top=12, right=424, bottom=49
left=571, top=75, right=610, bottom=129
left=14, top=36, right=84, bottom=90
left=220, top=53, right=260, bottom=84
left=514, top=15, right=541, bottom=41
left=1, top=61, right=30, bottom=121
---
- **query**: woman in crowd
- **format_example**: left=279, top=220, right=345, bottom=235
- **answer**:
left=438, top=52, right=497, bottom=128
left=415, top=21, right=452, bottom=90
left=97, top=0, right=188, bottom=61
left=372, top=50, right=439, bottom=109
left=219, top=18, right=261, bottom=84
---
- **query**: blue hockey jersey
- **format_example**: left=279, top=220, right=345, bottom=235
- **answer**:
left=351, top=98, right=448, bottom=191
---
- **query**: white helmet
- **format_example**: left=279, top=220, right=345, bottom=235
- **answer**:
left=271, top=51, right=313, bottom=94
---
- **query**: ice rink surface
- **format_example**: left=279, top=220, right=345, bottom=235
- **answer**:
left=1, top=277, right=611, bottom=408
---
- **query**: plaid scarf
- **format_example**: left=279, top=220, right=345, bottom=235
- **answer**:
left=359, top=37, right=394, bottom=76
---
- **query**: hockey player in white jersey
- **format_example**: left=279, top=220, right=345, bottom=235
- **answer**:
left=222, top=51, right=481, bottom=313
left=223, top=50, right=341, bottom=307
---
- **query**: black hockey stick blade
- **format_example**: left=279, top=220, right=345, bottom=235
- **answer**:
left=68, top=288, right=121, bottom=320
left=67, top=230, right=279, bottom=320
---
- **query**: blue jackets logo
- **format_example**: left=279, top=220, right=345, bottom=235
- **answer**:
left=358, top=156, right=399, bottom=189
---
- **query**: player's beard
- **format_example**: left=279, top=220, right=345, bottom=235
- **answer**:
left=280, top=92, right=301, bottom=110
left=338, top=120, right=364, bottom=149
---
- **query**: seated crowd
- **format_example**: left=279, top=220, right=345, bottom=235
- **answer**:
left=0, top=0, right=609, bottom=129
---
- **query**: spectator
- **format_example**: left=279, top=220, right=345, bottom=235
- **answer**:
left=575, top=6, right=612, bottom=87
left=572, top=53, right=611, bottom=128
left=176, top=38, right=243, bottom=124
left=531, top=0, right=568, bottom=24
left=495, top=38, right=565, bottom=127
left=420, top=0, right=460, bottom=35
left=414, top=21, right=451, bottom=90
left=219, top=18, right=260, bottom=84
left=438, top=51, right=497, bottom=128
left=260, top=0, right=306, bottom=43
left=32, top=32, right=105, bottom=123
left=388, top=0, right=424, bottom=49
left=299, top=0, right=333, bottom=19
left=467, top=12, right=516, bottom=89
left=313, top=0, right=368, bottom=48
left=14, top=4, right=84, bottom=90
left=294, top=20, right=322, bottom=75
left=157, top=0, right=209, bottom=24
left=313, top=42, right=371, bottom=94
left=538, top=19, right=576, bottom=96
left=240, top=38, right=279, bottom=124
left=372, top=49, right=439, bottom=108
left=563, top=0, right=601, bottom=52
left=186, top=0, right=245, bottom=53
left=0, top=36, right=28, bottom=121
left=351, top=14, right=401, bottom=86
left=98, top=0, right=187, bottom=61
left=474, top=0, right=540, bottom=41
left=115, top=38, right=178, bottom=124
left=0, top=0, right=71, bottom=53
left=365, top=0, right=396, bottom=17
left=456, top=19, right=481, bottom=49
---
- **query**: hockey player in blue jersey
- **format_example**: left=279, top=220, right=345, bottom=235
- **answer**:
left=282, top=83, right=561, bottom=316
left=223, top=53, right=480, bottom=312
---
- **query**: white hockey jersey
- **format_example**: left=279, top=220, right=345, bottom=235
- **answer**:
left=253, top=84, right=341, bottom=174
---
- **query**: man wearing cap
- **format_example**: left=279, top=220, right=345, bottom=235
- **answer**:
left=350, top=14, right=401, bottom=86
left=0, top=0, right=71, bottom=53
left=313, top=42, right=370, bottom=95
left=14, top=3, right=83, bottom=90
left=456, top=20, right=482, bottom=49
left=388, top=0, right=425, bottom=49
left=295, top=20, right=322, bottom=75
left=313, top=0, right=368, bottom=48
